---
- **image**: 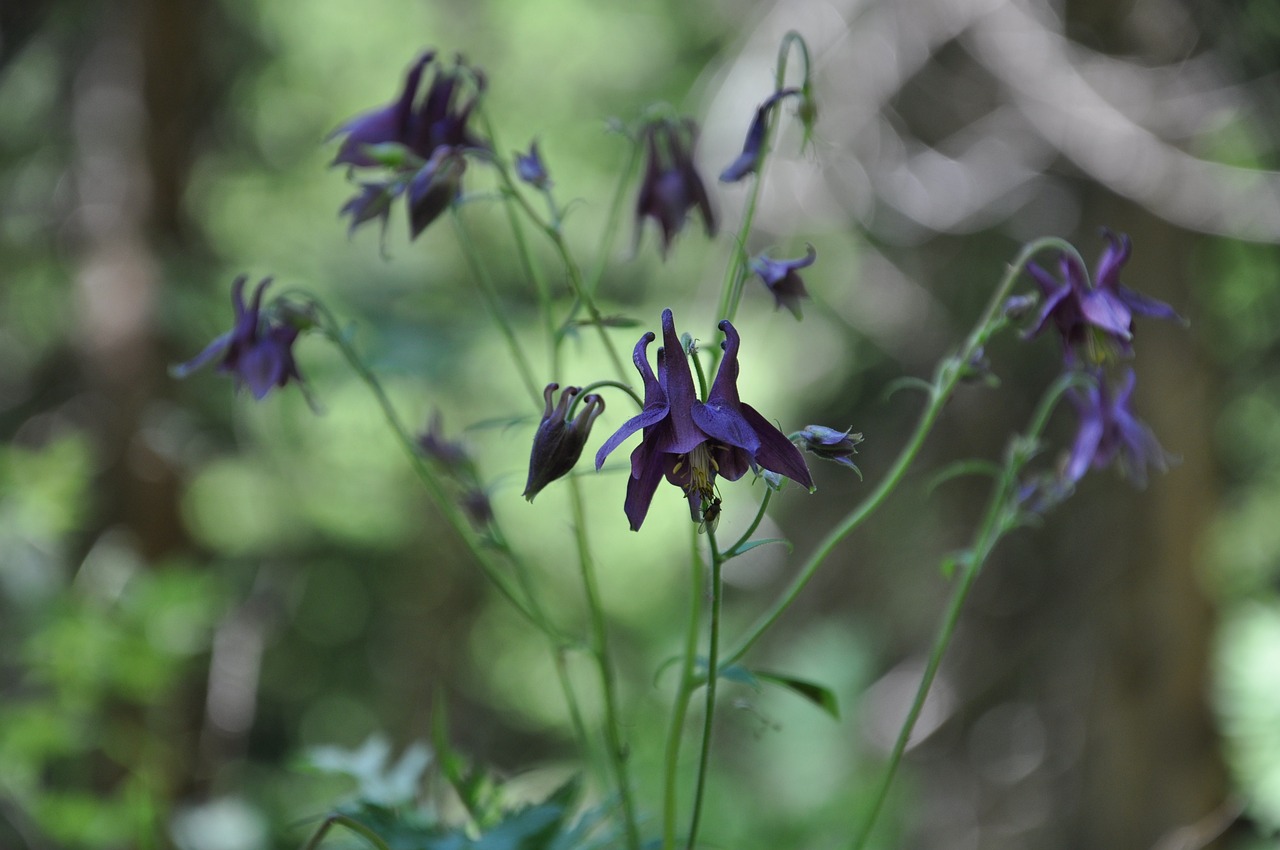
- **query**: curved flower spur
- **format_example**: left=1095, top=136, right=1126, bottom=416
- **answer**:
left=595, top=310, right=812, bottom=531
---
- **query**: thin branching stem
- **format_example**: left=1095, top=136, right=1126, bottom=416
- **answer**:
left=684, top=528, right=724, bottom=850
left=851, top=367, right=1077, bottom=848
left=720, top=236, right=1080, bottom=669
left=450, top=209, right=542, bottom=405
left=568, top=479, right=641, bottom=850
left=661, top=527, right=706, bottom=850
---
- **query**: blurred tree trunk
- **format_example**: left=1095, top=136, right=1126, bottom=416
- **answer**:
left=1068, top=203, right=1227, bottom=848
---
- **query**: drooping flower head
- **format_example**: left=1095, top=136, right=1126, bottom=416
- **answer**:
left=524, top=384, right=605, bottom=501
left=595, top=310, right=811, bottom=531
left=719, top=87, right=801, bottom=183
left=750, top=244, right=816, bottom=319
left=797, top=425, right=864, bottom=473
left=1063, top=368, right=1169, bottom=487
left=1024, top=230, right=1182, bottom=363
left=172, top=275, right=304, bottom=400
left=634, top=118, right=717, bottom=259
left=330, top=51, right=489, bottom=239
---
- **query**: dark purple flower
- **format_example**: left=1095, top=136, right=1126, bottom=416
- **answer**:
left=720, top=88, right=800, bottom=183
left=750, top=244, right=816, bottom=319
left=524, top=384, right=605, bottom=501
left=634, top=119, right=717, bottom=259
left=461, top=488, right=495, bottom=529
left=515, top=140, right=551, bottom=189
left=172, top=276, right=303, bottom=400
left=1024, top=230, right=1182, bottom=361
left=417, top=411, right=472, bottom=474
left=1063, top=368, right=1168, bottom=487
left=406, top=147, right=467, bottom=237
left=797, top=425, right=863, bottom=472
left=330, top=51, right=488, bottom=238
left=595, top=310, right=812, bottom=531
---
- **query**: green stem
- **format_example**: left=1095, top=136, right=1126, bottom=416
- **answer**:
left=301, top=813, right=392, bottom=850
left=850, top=355, right=1084, bottom=848
left=313, top=304, right=558, bottom=640
left=573, top=379, right=645, bottom=413
left=661, top=528, right=706, bottom=850
left=725, top=486, right=773, bottom=557
left=478, top=110, right=631, bottom=385
left=711, top=33, right=808, bottom=338
left=685, top=529, right=724, bottom=850
left=721, top=237, right=1075, bottom=668
left=568, top=479, right=641, bottom=850
left=585, top=137, right=642, bottom=297
left=450, top=209, right=542, bottom=405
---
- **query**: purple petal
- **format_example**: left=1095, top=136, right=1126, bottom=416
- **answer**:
left=623, top=441, right=667, bottom=531
left=657, top=310, right=706, bottom=454
left=741, top=404, right=812, bottom=489
left=1094, top=230, right=1131, bottom=291
left=171, top=330, right=233, bottom=378
left=1079, top=290, right=1133, bottom=340
left=1117, top=285, right=1183, bottom=323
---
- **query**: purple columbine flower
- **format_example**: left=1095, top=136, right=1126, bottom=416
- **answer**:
left=595, top=310, right=812, bottom=531
left=515, top=140, right=551, bottom=189
left=524, top=384, right=605, bottom=501
left=330, top=51, right=488, bottom=239
left=172, top=276, right=303, bottom=400
left=1024, top=230, right=1182, bottom=361
left=750, top=244, right=816, bottom=319
left=634, top=119, right=717, bottom=259
left=720, top=87, right=800, bottom=183
left=1063, top=368, right=1169, bottom=487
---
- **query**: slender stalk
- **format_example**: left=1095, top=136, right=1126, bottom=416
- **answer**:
left=450, top=209, right=542, bottom=405
left=661, top=529, right=706, bottom=850
left=850, top=366, right=1083, bottom=848
left=301, top=813, right=393, bottom=850
left=720, top=237, right=1078, bottom=668
left=585, top=137, right=642, bottom=296
left=313, top=305, right=557, bottom=637
left=478, top=110, right=631, bottom=384
left=568, top=479, right=641, bottom=850
left=726, top=487, right=773, bottom=557
left=712, top=32, right=809, bottom=336
left=684, top=529, right=724, bottom=850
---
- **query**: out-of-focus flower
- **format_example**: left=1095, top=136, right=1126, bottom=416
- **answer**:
left=750, top=244, right=816, bottom=319
left=417, top=411, right=472, bottom=474
left=1063, top=368, right=1169, bottom=487
left=515, top=140, right=551, bottom=189
left=595, top=310, right=811, bottom=531
left=523, top=384, right=605, bottom=501
left=719, top=87, right=800, bottom=183
left=797, top=425, right=863, bottom=472
left=634, top=118, right=717, bottom=259
left=329, top=51, right=488, bottom=239
left=460, top=488, right=495, bottom=529
left=172, top=275, right=303, bottom=400
left=1024, top=230, right=1182, bottom=362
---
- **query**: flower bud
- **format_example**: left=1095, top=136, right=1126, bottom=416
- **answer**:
left=523, top=384, right=606, bottom=501
left=798, top=425, right=864, bottom=473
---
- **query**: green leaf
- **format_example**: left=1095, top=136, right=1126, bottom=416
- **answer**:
left=881, top=375, right=934, bottom=403
left=752, top=671, right=840, bottom=719
left=726, top=537, right=792, bottom=558
left=926, top=460, right=1003, bottom=494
